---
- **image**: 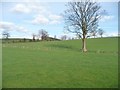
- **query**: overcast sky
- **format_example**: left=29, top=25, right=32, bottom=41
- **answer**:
left=0, top=1, right=118, bottom=39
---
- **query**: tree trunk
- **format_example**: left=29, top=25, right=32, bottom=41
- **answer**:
left=82, top=34, right=87, bottom=52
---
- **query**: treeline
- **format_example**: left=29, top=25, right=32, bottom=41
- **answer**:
left=2, top=29, right=61, bottom=43
left=2, top=37, right=60, bottom=44
left=1, top=28, right=107, bottom=43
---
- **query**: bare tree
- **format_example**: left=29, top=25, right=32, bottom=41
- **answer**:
left=90, top=30, right=98, bottom=38
left=54, top=35, right=57, bottom=39
left=37, top=30, right=42, bottom=40
left=2, top=31, right=10, bottom=39
left=32, top=33, right=36, bottom=41
left=68, top=37, right=72, bottom=40
left=38, top=29, right=49, bottom=40
left=64, top=0, right=102, bottom=52
left=98, top=28, right=104, bottom=38
left=61, top=35, right=67, bottom=40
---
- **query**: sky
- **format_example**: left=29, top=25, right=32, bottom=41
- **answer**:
left=0, top=0, right=119, bottom=39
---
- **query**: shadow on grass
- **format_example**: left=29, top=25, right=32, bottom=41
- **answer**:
left=46, top=44, right=80, bottom=52
left=46, top=44, right=118, bottom=54
left=88, top=50, right=118, bottom=54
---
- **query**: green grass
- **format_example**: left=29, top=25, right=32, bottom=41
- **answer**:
left=2, top=37, right=118, bottom=88
left=0, top=42, right=2, bottom=89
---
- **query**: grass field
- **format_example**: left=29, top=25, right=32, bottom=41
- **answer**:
left=2, top=37, right=118, bottom=88
left=0, top=42, right=2, bottom=89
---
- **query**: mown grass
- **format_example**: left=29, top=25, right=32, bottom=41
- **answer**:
left=2, top=37, right=118, bottom=88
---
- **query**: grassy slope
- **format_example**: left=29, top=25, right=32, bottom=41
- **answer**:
left=2, top=38, right=118, bottom=88
left=0, top=42, right=2, bottom=89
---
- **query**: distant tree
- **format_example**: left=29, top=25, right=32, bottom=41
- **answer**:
left=38, top=30, right=41, bottom=40
left=68, top=37, right=71, bottom=40
left=38, top=29, right=49, bottom=40
left=23, top=38, right=26, bottom=42
left=64, top=0, right=103, bottom=52
left=90, top=29, right=98, bottom=38
left=61, top=35, right=67, bottom=40
left=36, top=34, right=40, bottom=40
left=98, top=28, right=104, bottom=38
left=32, top=33, right=36, bottom=41
left=72, top=37, right=75, bottom=40
left=2, top=31, right=10, bottom=39
left=54, top=35, right=57, bottom=39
